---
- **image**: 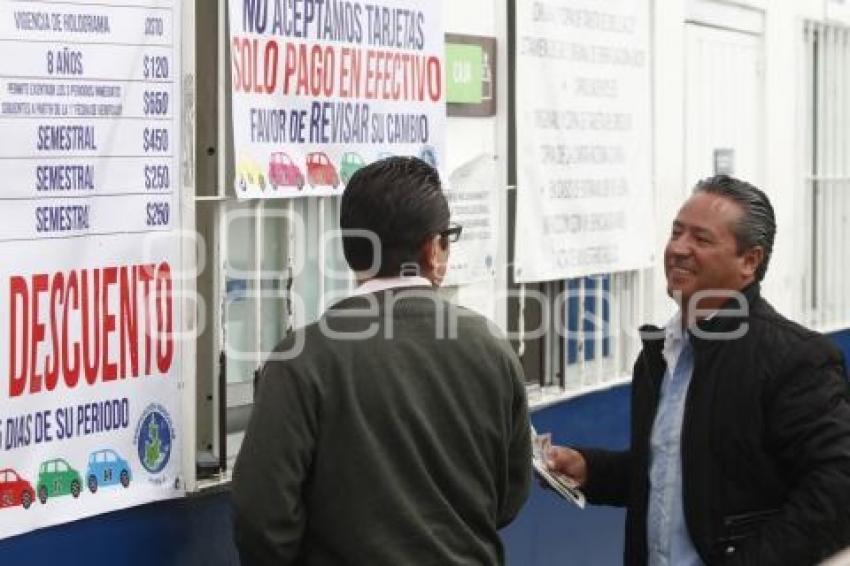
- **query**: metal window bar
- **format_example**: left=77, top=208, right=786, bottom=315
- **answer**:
left=285, top=199, right=296, bottom=333
left=557, top=280, right=566, bottom=389
left=817, top=23, right=827, bottom=327
left=838, top=28, right=849, bottom=326
left=254, top=200, right=264, bottom=373
left=834, top=28, right=843, bottom=321
left=544, top=281, right=555, bottom=387
left=559, top=271, right=646, bottom=393
left=804, top=22, right=815, bottom=321
left=564, top=278, right=582, bottom=390
left=826, top=26, right=836, bottom=323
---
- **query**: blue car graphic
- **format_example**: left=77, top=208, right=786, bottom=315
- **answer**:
left=86, top=449, right=132, bottom=493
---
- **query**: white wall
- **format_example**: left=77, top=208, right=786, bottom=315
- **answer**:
left=762, top=0, right=805, bottom=319
left=650, top=0, right=688, bottom=325
left=648, top=0, right=836, bottom=326
left=442, top=0, right=510, bottom=329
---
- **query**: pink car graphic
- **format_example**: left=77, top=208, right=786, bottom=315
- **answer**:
left=268, top=152, right=305, bottom=191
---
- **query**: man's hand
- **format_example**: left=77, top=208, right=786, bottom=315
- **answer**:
left=546, top=446, right=588, bottom=488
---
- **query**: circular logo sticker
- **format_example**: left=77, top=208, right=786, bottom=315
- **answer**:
left=135, top=404, right=174, bottom=474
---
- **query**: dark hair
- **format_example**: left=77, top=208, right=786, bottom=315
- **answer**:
left=340, top=156, right=449, bottom=277
left=693, top=175, right=776, bottom=281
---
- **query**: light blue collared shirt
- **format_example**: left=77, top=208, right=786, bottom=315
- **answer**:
left=647, top=313, right=704, bottom=566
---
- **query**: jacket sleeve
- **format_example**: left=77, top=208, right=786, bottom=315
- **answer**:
left=577, top=448, right=631, bottom=507
left=232, top=357, right=319, bottom=566
left=575, top=351, right=643, bottom=507
left=497, top=352, right=532, bottom=528
left=730, top=339, right=850, bottom=566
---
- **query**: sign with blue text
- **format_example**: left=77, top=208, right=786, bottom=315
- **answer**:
left=228, top=0, right=446, bottom=199
left=0, top=0, right=184, bottom=540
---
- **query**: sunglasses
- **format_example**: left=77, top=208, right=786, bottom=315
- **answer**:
left=439, top=223, right=463, bottom=243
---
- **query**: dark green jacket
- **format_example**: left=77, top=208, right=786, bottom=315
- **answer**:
left=233, top=287, right=531, bottom=565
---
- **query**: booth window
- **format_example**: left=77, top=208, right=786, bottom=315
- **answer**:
left=193, top=2, right=352, bottom=477
left=803, top=21, right=850, bottom=331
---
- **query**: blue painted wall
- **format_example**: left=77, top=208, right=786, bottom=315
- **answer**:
left=502, top=386, right=630, bottom=566
left=832, top=329, right=850, bottom=372
left=0, top=490, right=238, bottom=566
left=0, top=386, right=631, bottom=566
left=2, top=331, right=848, bottom=566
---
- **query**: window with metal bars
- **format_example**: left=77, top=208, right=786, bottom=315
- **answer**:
left=560, top=272, right=647, bottom=391
left=517, top=271, right=648, bottom=403
left=803, top=21, right=850, bottom=331
left=193, top=2, right=356, bottom=476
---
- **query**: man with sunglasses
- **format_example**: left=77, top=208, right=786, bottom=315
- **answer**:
left=233, top=156, right=531, bottom=565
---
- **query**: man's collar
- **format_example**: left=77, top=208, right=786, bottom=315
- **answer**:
left=350, top=276, right=433, bottom=297
left=664, top=311, right=684, bottom=342
left=642, top=282, right=761, bottom=348
left=673, top=308, right=719, bottom=335
left=692, top=281, right=760, bottom=336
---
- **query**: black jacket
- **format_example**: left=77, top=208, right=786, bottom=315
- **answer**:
left=580, top=284, right=850, bottom=565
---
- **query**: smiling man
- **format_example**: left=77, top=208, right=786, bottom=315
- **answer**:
left=547, top=175, right=850, bottom=565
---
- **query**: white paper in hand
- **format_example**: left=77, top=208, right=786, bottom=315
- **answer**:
left=531, top=426, right=586, bottom=509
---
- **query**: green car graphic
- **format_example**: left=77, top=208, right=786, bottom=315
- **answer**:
left=37, top=458, right=82, bottom=504
left=339, top=152, right=366, bottom=185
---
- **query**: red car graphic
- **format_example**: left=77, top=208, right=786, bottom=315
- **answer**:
left=0, top=468, right=35, bottom=510
left=306, top=152, right=340, bottom=189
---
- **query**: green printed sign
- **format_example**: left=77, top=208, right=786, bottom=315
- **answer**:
left=446, top=43, right=483, bottom=104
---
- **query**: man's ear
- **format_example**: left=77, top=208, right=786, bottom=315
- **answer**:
left=418, top=235, right=441, bottom=274
left=419, top=235, right=445, bottom=285
left=741, top=246, right=764, bottom=279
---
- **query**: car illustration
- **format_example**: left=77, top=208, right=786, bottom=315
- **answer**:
left=36, top=458, right=82, bottom=503
left=339, top=152, right=366, bottom=185
left=86, top=449, right=132, bottom=493
left=235, top=156, right=267, bottom=192
left=306, top=152, right=340, bottom=189
left=418, top=145, right=438, bottom=168
left=0, top=468, right=35, bottom=510
left=268, top=151, right=305, bottom=190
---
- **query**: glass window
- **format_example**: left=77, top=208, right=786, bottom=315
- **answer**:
left=223, top=200, right=257, bottom=385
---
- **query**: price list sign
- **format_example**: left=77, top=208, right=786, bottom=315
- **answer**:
left=0, top=0, right=184, bottom=539
left=0, top=2, right=177, bottom=237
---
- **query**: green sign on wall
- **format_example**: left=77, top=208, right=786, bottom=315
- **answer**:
left=446, top=43, right=483, bottom=104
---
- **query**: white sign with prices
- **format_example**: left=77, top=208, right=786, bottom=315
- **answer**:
left=514, top=0, right=654, bottom=282
left=0, top=0, right=183, bottom=540
left=228, top=0, right=446, bottom=199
